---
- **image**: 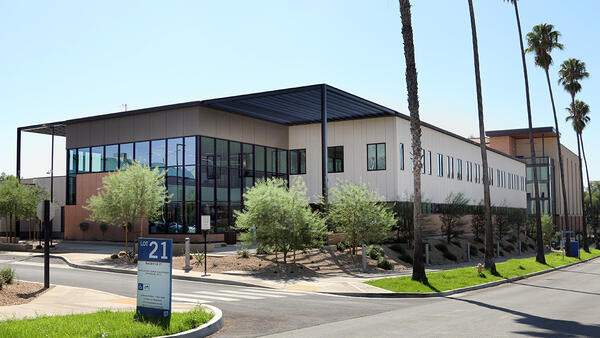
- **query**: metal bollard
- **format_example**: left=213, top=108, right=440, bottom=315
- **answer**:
left=425, top=243, right=430, bottom=265
left=184, top=237, right=191, bottom=271
left=467, top=242, right=471, bottom=262
left=362, top=244, right=367, bottom=273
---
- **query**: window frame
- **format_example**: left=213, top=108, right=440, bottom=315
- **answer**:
left=290, top=149, right=307, bottom=175
left=327, top=146, right=344, bottom=173
left=367, top=143, right=386, bottom=171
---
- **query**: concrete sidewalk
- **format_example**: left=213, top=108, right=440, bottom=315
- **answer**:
left=0, top=284, right=195, bottom=320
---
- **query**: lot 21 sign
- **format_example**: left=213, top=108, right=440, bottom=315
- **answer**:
left=137, top=238, right=173, bottom=318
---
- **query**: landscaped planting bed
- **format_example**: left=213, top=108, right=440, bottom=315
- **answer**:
left=0, top=306, right=213, bottom=338
left=365, top=249, right=600, bottom=293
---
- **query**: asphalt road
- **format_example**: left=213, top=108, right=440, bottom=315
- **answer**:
left=2, top=253, right=599, bottom=337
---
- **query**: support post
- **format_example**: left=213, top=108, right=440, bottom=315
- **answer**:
left=497, top=242, right=500, bottom=258
left=425, top=243, right=430, bottom=265
left=467, top=242, right=471, bottom=262
left=184, top=237, right=191, bottom=271
left=16, top=128, right=22, bottom=238
left=203, top=230, right=208, bottom=276
left=321, top=84, right=328, bottom=203
left=50, top=126, right=55, bottom=246
left=44, top=200, right=50, bottom=289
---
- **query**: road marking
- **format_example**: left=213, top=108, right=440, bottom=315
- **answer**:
left=223, top=290, right=285, bottom=298
left=242, top=288, right=308, bottom=296
left=171, top=296, right=213, bottom=304
left=176, top=291, right=240, bottom=302
left=217, top=290, right=270, bottom=299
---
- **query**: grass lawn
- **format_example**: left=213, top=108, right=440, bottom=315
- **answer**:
left=366, top=248, right=600, bottom=293
left=0, top=306, right=213, bottom=338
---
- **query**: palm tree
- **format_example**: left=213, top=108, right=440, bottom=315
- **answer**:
left=566, top=100, right=591, bottom=252
left=399, top=0, right=427, bottom=283
left=468, top=0, right=496, bottom=273
left=505, top=0, right=545, bottom=264
left=525, top=24, right=573, bottom=256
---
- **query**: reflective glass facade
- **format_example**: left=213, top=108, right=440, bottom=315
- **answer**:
left=525, top=156, right=555, bottom=216
left=66, top=135, right=289, bottom=234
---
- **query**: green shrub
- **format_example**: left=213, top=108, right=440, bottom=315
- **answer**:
left=442, top=251, right=457, bottom=262
left=435, top=243, right=448, bottom=253
left=377, top=257, right=393, bottom=270
left=118, top=251, right=127, bottom=257
left=99, top=223, right=108, bottom=233
left=336, top=241, right=347, bottom=252
left=220, top=243, right=227, bottom=247
left=237, top=248, right=250, bottom=259
left=469, top=245, right=478, bottom=257
left=193, top=252, right=205, bottom=266
left=79, top=222, right=90, bottom=232
left=110, top=253, right=118, bottom=259
left=367, top=245, right=385, bottom=260
left=256, top=245, right=273, bottom=255
left=0, top=268, right=15, bottom=285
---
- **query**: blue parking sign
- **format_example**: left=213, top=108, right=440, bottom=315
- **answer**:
left=136, top=238, right=172, bottom=318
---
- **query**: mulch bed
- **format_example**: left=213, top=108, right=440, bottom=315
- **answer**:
left=0, top=281, right=51, bottom=306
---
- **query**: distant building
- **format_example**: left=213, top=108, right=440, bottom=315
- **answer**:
left=18, top=85, right=526, bottom=242
left=487, top=127, right=583, bottom=231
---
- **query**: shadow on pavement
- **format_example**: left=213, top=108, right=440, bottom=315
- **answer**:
left=451, top=297, right=600, bottom=337
left=510, top=281, right=600, bottom=297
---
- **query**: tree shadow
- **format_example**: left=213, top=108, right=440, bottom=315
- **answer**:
left=451, top=297, right=600, bottom=337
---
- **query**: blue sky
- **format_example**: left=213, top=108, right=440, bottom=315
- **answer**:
left=1, top=0, right=599, bottom=181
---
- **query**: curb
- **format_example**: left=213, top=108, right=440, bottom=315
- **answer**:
left=34, top=254, right=270, bottom=289
left=160, top=304, right=224, bottom=338
left=323, top=255, right=600, bottom=298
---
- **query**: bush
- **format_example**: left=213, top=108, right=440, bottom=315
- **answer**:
left=336, top=241, right=347, bottom=252
left=110, top=253, right=118, bottom=259
left=377, top=257, right=393, bottom=270
left=469, top=245, right=478, bottom=257
left=221, top=243, right=227, bottom=247
left=118, top=251, right=127, bottom=257
left=0, top=268, right=15, bottom=284
left=237, top=248, right=250, bottom=259
left=193, top=252, right=205, bottom=266
left=79, top=222, right=90, bottom=232
left=256, top=245, right=273, bottom=255
left=440, top=193, right=469, bottom=243
left=507, top=236, right=516, bottom=244
left=367, top=245, right=385, bottom=260
left=442, top=251, right=457, bottom=262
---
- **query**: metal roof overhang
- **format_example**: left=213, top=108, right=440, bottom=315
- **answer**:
left=19, top=122, right=67, bottom=137
left=486, top=127, right=557, bottom=139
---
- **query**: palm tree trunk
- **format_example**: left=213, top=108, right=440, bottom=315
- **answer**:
left=580, top=135, right=595, bottom=248
left=469, top=0, right=496, bottom=274
left=576, top=134, right=589, bottom=252
left=399, top=0, right=427, bottom=283
left=545, top=68, right=572, bottom=256
left=513, top=1, right=545, bottom=264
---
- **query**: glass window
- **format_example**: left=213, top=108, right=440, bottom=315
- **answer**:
left=437, top=154, right=444, bottom=177
left=151, top=140, right=166, bottom=168
left=244, top=176, right=254, bottom=195
left=428, top=151, right=432, bottom=175
left=367, top=143, right=386, bottom=171
left=242, top=144, right=254, bottom=172
left=68, top=149, right=77, bottom=175
left=184, top=202, right=197, bottom=234
left=105, top=145, right=118, bottom=171
left=167, top=138, right=184, bottom=167
left=230, top=168, right=242, bottom=202
left=201, top=137, right=215, bottom=166
left=457, top=159, right=463, bottom=180
left=166, top=167, right=183, bottom=202
left=77, top=147, right=90, bottom=173
left=420, top=149, right=425, bottom=174
left=399, top=143, right=405, bottom=171
left=254, top=146, right=265, bottom=172
left=328, top=146, right=344, bottom=173
left=184, top=136, right=196, bottom=166
left=119, top=143, right=134, bottom=169
left=216, top=139, right=228, bottom=167
left=184, top=165, right=196, bottom=202
left=230, top=141, right=241, bottom=168
left=201, top=166, right=215, bottom=202
left=135, top=141, right=149, bottom=167
left=215, top=203, right=229, bottom=233
left=266, top=147, right=277, bottom=173
left=90, top=146, right=104, bottom=172
left=290, top=149, right=306, bottom=175
left=497, top=169, right=501, bottom=187
left=67, top=176, right=76, bottom=205
left=165, top=203, right=183, bottom=233
left=278, top=150, right=287, bottom=174
left=216, top=167, right=228, bottom=201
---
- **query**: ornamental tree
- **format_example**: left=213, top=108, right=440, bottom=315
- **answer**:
left=235, top=178, right=327, bottom=268
left=327, top=181, right=396, bottom=255
left=84, top=162, right=168, bottom=252
left=0, top=176, right=47, bottom=243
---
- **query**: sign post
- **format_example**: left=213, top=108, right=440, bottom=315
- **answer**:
left=137, top=238, right=173, bottom=319
left=201, top=215, right=211, bottom=276
left=36, top=200, right=54, bottom=289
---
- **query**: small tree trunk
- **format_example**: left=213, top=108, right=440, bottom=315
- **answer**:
left=576, top=134, right=589, bottom=252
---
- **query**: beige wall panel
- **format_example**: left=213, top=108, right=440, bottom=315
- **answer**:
left=134, top=114, right=151, bottom=141
left=149, top=112, right=167, bottom=140
left=215, top=111, right=230, bottom=139
left=165, top=110, right=184, bottom=139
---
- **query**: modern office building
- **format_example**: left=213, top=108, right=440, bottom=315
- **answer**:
left=17, top=84, right=527, bottom=242
left=486, top=127, right=583, bottom=231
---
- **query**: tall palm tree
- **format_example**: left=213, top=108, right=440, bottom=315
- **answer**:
left=399, top=0, right=427, bottom=283
left=505, top=0, right=545, bottom=264
left=468, top=0, right=496, bottom=273
left=525, top=24, right=573, bottom=256
left=566, top=100, right=591, bottom=252
left=560, top=59, right=590, bottom=252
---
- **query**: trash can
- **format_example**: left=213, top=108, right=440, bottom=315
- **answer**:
left=570, top=241, right=579, bottom=258
left=225, top=231, right=237, bottom=245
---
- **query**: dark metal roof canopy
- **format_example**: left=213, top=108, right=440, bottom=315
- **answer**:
left=202, top=84, right=398, bottom=125
left=19, top=122, right=67, bottom=137
left=486, top=127, right=557, bottom=139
